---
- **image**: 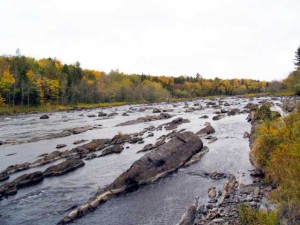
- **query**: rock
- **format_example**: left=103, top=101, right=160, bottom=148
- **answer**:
left=227, top=108, right=240, bottom=116
left=183, top=146, right=209, bottom=167
left=0, top=172, right=9, bottom=182
left=164, top=117, right=190, bottom=130
left=5, top=153, right=17, bottom=157
left=108, top=112, right=118, bottom=117
left=224, top=102, right=230, bottom=106
left=56, top=144, right=67, bottom=149
left=110, top=134, right=131, bottom=145
left=243, top=132, right=250, bottom=138
left=147, top=132, right=154, bottom=137
left=208, top=137, right=218, bottom=144
left=59, top=131, right=203, bottom=224
left=99, top=145, right=124, bottom=157
left=196, top=125, right=215, bottom=136
left=177, top=204, right=197, bottom=225
left=122, top=112, right=129, bottom=116
left=208, top=187, right=217, bottom=199
left=98, top=112, right=107, bottom=117
left=221, top=109, right=228, bottom=113
left=0, top=182, right=17, bottom=196
left=200, top=115, right=209, bottom=119
left=40, top=114, right=49, bottom=119
left=87, top=114, right=97, bottom=118
left=5, top=162, right=30, bottom=174
left=152, top=108, right=161, bottom=113
left=250, top=169, right=264, bottom=177
left=14, top=171, right=44, bottom=188
left=117, top=113, right=172, bottom=126
left=206, top=102, right=216, bottom=106
left=85, top=153, right=97, bottom=160
left=73, top=139, right=88, bottom=145
left=253, top=187, right=260, bottom=198
left=129, top=137, right=143, bottom=144
left=43, top=159, right=85, bottom=177
left=137, top=144, right=154, bottom=153
left=204, top=122, right=211, bottom=126
left=0, top=171, right=44, bottom=197
left=212, top=114, right=224, bottom=120
left=246, top=196, right=253, bottom=202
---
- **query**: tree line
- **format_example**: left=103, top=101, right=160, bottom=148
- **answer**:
left=0, top=48, right=298, bottom=107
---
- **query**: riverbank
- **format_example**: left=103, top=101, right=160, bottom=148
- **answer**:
left=0, top=92, right=292, bottom=116
left=245, top=103, right=300, bottom=224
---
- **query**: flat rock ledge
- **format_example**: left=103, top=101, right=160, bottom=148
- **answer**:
left=58, top=131, right=203, bottom=224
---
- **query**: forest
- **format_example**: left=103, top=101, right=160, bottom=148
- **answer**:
left=0, top=47, right=299, bottom=108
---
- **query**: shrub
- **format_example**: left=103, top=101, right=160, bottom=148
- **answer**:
left=239, top=204, right=278, bottom=225
left=251, top=106, right=300, bottom=224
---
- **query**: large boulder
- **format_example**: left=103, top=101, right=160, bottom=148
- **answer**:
left=59, top=131, right=203, bottom=224
left=43, top=159, right=85, bottom=177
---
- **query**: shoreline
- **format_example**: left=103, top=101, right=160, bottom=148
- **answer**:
left=0, top=92, right=291, bottom=116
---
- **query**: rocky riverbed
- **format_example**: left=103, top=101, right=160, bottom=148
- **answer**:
left=0, top=96, right=294, bottom=225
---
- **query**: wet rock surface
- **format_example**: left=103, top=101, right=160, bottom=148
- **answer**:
left=196, top=125, right=215, bottom=136
left=59, top=131, right=203, bottom=224
left=43, top=159, right=85, bottom=177
left=0, top=171, right=44, bottom=198
left=99, top=145, right=124, bottom=157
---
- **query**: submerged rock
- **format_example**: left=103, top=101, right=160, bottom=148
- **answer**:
left=59, top=131, right=203, bottom=224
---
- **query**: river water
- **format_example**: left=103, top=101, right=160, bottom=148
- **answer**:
left=0, top=97, right=281, bottom=225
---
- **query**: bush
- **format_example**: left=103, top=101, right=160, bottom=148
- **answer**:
left=253, top=104, right=272, bottom=122
left=251, top=107, right=300, bottom=224
left=239, top=204, right=278, bottom=225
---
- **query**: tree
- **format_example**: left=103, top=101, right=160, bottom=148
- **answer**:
left=0, top=70, right=15, bottom=104
left=295, top=46, right=300, bottom=67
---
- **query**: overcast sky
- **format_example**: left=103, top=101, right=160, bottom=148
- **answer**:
left=1, top=0, right=299, bottom=81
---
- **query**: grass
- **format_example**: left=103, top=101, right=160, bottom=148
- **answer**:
left=248, top=105, right=300, bottom=224
left=239, top=204, right=278, bottom=225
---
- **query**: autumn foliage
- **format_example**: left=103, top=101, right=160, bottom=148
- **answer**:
left=251, top=106, right=300, bottom=224
left=0, top=53, right=270, bottom=107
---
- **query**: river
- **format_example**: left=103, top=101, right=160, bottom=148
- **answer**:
left=0, top=96, right=281, bottom=225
